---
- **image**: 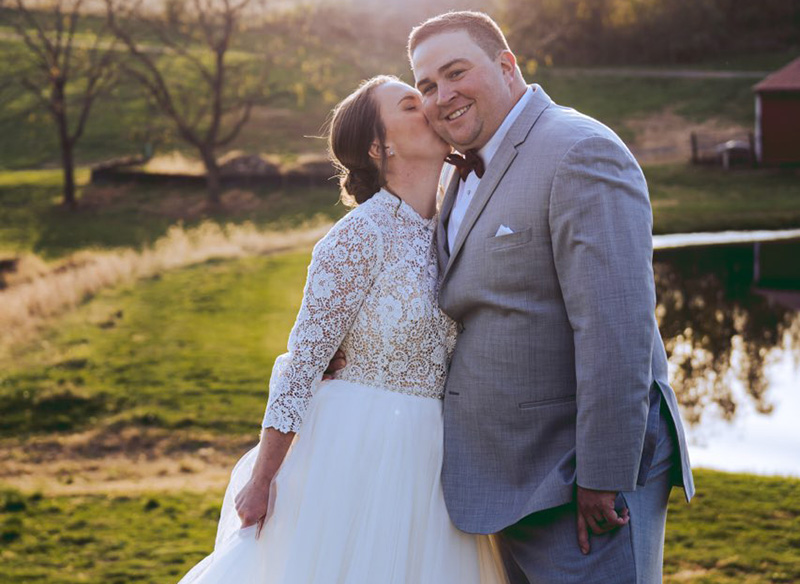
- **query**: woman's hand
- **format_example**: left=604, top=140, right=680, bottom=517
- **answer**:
left=235, top=477, right=272, bottom=536
left=235, top=427, right=294, bottom=537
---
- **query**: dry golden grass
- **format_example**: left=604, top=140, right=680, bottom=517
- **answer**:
left=0, top=220, right=331, bottom=353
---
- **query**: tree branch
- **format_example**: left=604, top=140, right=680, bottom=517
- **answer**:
left=15, top=0, right=57, bottom=64
left=61, top=0, right=84, bottom=81
left=215, top=100, right=252, bottom=147
left=20, top=75, right=55, bottom=115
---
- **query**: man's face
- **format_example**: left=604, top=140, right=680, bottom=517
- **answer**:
left=412, top=30, right=517, bottom=152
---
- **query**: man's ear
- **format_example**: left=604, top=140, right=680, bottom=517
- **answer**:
left=498, top=50, right=517, bottom=80
left=368, top=141, right=384, bottom=161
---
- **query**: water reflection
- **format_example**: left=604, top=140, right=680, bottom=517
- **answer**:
left=654, top=239, right=800, bottom=426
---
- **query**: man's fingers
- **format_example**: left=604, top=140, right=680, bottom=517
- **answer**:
left=586, top=514, right=606, bottom=535
left=324, top=350, right=347, bottom=375
left=577, top=512, right=590, bottom=555
left=601, top=504, right=628, bottom=528
left=323, top=359, right=345, bottom=376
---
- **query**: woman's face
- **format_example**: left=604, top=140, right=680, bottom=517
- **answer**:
left=372, top=81, right=451, bottom=163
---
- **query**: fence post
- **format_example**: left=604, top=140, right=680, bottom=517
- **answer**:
left=690, top=132, right=698, bottom=165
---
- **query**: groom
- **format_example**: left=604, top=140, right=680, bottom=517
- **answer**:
left=407, top=11, right=695, bottom=584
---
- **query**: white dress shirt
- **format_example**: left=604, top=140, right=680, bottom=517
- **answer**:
left=446, top=86, right=534, bottom=250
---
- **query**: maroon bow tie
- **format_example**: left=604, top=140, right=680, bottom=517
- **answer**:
left=445, top=149, right=485, bottom=182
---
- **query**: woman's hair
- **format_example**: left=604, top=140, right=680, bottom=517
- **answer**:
left=328, top=75, right=397, bottom=207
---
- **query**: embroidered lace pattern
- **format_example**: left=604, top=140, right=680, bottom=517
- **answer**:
left=262, top=190, right=457, bottom=433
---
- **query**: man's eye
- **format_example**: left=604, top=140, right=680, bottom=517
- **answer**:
left=421, top=85, right=435, bottom=95
left=449, top=70, right=464, bottom=79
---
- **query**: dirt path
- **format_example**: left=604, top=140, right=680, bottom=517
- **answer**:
left=626, top=109, right=750, bottom=164
left=0, top=427, right=254, bottom=495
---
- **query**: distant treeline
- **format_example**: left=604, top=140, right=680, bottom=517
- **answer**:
left=500, top=0, right=800, bottom=66
left=270, top=0, right=799, bottom=69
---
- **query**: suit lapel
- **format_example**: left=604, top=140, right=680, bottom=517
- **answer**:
left=440, top=85, right=553, bottom=284
left=442, top=144, right=517, bottom=281
left=437, top=169, right=460, bottom=272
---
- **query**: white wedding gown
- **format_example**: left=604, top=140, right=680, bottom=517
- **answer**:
left=178, top=190, right=508, bottom=584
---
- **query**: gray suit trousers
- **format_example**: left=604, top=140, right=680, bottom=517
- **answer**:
left=497, top=385, right=677, bottom=584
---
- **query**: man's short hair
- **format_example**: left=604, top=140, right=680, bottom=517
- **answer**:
left=408, top=11, right=510, bottom=63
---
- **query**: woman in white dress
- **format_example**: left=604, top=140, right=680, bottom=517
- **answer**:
left=178, top=76, right=508, bottom=584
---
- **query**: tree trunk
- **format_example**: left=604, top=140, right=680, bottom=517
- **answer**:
left=55, top=95, right=77, bottom=210
left=61, top=143, right=77, bottom=210
left=201, top=147, right=222, bottom=208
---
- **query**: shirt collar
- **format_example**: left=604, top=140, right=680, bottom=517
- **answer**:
left=476, top=86, right=534, bottom=167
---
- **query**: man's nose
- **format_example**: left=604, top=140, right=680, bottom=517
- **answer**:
left=436, top=83, right=456, bottom=107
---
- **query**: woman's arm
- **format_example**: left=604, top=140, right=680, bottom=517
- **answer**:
left=261, top=212, right=383, bottom=433
left=235, top=427, right=295, bottom=532
left=235, top=212, right=384, bottom=532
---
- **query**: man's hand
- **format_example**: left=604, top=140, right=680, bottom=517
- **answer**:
left=323, top=349, right=347, bottom=380
left=576, top=485, right=630, bottom=555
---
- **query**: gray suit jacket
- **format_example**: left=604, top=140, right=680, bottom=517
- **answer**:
left=437, top=85, right=695, bottom=535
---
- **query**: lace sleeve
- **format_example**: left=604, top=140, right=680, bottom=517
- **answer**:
left=261, top=212, right=384, bottom=433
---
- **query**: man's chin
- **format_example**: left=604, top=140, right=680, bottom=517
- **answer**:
left=451, top=141, right=479, bottom=153
left=447, top=131, right=482, bottom=152
left=434, top=127, right=476, bottom=152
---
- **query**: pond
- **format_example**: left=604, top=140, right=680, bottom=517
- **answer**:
left=653, top=234, right=800, bottom=477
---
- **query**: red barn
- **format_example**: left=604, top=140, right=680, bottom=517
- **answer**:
left=754, top=56, right=800, bottom=166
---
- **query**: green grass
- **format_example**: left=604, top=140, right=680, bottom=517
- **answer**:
left=0, top=27, right=355, bottom=171
left=0, top=487, right=222, bottom=583
left=680, top=49, right=799, bottom=72
left=536, top=69, right=756, bottom=142
left=0, top=252, right=311, bottom=438
left=664, top=470, right=800, bottom=583
left=0, top=469, right=797, bottom=583
left=3, top=162, right=799, bottom=262
left=646, top=165, right=800, bottom=234
left=1, top=11, right=778, bottom=174
left=0, top=168, right=346, bottom=259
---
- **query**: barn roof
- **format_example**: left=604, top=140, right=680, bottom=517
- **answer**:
left=754, top=56, right=800, bottom=92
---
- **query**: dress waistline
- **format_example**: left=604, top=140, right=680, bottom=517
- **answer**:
left=328, top=375, right=444, bottom=400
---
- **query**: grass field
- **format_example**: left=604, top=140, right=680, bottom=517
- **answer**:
left=1, top=22, right=780, bottom=172
left=2, top=12, right=798, bottom=582
left=535, top=70, right=756, bottom=141
left=0, top=251, right=309, bottom=438
left=0, top=169, right=346, bottom=259
left=0, top=470, right=797, bottom=583
left=647, top=165, right=800, bottom=234
left=1, top=252, right=799, bottom=582
left=0, top=68, right=758, bottom=168
left=3, top=163, right=799, bottom=263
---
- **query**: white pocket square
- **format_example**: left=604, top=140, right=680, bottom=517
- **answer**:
left=495, top=224, right=514, bottom=237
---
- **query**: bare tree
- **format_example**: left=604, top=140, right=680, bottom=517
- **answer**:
left=105, top=0, right=264, bottom=206
left=6, top=0, right=118, bottom=209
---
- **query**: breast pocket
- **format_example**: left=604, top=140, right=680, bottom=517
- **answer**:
left=485, top=227, right=533, bottom=251
left=482, top=227, right=537, bottom=294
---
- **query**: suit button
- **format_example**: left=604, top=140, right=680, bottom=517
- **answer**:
left=457, top=322, right=465, bottom=333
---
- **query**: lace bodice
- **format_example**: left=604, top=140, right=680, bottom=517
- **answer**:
left=262, top=190, right=458, bottom=433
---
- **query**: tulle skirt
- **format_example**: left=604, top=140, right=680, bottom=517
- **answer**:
left=178, top=379, right=507, bottom=584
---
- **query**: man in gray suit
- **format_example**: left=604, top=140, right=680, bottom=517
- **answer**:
left=407, top=11, right=695, bottom=584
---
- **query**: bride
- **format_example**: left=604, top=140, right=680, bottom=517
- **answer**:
left=178, top=75, right=508, bottom=584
